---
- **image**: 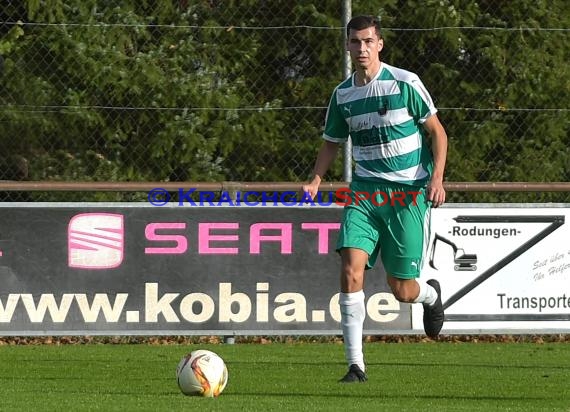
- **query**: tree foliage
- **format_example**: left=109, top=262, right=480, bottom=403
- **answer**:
left=0, top=0, right=568, bottom=202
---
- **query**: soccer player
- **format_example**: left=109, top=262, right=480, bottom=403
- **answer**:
left=303, top=15, right=448, bottom=383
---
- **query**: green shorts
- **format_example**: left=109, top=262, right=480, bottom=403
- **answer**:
left=336, top=180, right=431, bottom=279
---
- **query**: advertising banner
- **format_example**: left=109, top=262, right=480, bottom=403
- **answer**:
left=0, top=204, right=408, bottom=335
left=414, top=205, right=570, bottom=333
left=1, top=203, right=568, bottom=336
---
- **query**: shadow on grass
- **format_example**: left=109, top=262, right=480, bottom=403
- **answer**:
left=223, top=359, right=570, bottom=370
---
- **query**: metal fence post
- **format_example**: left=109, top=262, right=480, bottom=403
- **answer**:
left=342, top=0, right=352, bottom=183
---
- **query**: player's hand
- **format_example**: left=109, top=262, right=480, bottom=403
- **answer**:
left=427, top=178, right=446, bottom=208
left=302, top=179, right=320, bottom=200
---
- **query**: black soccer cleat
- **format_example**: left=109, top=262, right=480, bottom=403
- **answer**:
left=423, top=279, right=444, bottom=338
left=339, top=364, right=368, bottom=383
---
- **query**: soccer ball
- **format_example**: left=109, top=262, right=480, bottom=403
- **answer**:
left=176, top=349, right=228, bottom=397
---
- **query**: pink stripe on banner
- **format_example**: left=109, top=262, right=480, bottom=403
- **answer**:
left=69, top=236, right=122, bottom=250
left=69, top=229, right=122, bottom=241
left=68, top=242, right=98, bottom=251
left=94, top=227, right=123, bottom=234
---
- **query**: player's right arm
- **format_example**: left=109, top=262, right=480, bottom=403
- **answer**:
left=303, top=86, right=347, bottom=199
left=303, top=140, right=340, bottom=199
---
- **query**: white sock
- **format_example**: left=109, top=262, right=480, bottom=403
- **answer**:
left=339, top=290, right=366, bottom=371
left=413, top=281, right=438, bottom=306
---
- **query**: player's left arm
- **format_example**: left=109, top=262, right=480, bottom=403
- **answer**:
left=423, top=114, right=448, bottom=208
left=402, top=76, right=448, bottom=207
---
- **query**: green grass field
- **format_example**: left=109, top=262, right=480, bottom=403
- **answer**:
left=0, top=340, right=568, bottom=411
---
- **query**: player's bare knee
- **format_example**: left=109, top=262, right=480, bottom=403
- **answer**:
left=387, top=278, right=417, bottom=302
left=391, top=288, right=416, bottom=302
left=341, top=261, right=363, bottom=278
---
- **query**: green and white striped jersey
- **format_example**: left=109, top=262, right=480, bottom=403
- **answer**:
left=323, top=62, right=437, bottom=187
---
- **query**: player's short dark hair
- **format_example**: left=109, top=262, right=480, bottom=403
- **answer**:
left=346, top=15, right=382, bottom=38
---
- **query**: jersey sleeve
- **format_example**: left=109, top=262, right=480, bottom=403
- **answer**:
left=323, top=89, right=349, bottom=143
left=400, top=76, right=438, bottom=124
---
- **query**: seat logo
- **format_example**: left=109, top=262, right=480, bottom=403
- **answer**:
left=68, top=213, right=124, bottom=269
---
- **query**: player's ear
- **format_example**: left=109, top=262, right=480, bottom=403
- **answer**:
left=378, top=38, right=384, bottom=53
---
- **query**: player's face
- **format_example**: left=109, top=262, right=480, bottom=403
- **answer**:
left=346, top=27, right=383, bottom=69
